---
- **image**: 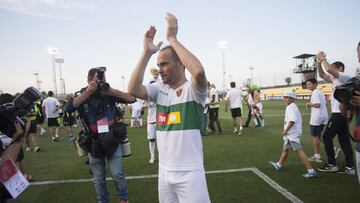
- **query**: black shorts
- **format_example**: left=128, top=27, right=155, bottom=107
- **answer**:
left=231, top=107, right=242, bottom=118
left=36, top=115, right=45, bottom=124
left=310, top=125, right=325, bottom=137
left=63, top=116, right=75, bottom=126
left=28, top=120, right=37, bottom=134
left=47, top=118, right=60, bottom=127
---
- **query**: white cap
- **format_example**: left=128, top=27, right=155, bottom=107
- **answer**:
left=283, top=90, right=297, bottom=99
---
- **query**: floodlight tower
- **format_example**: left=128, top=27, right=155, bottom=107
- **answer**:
left=249, top=66, right=254, bottom=84
left=48, top=47, right=58, bottom=96
left=218, top=41, right=228, bottom=93
left=33, top=72, right=42, bottom=91
left=55, top=58, right=64, bottom=95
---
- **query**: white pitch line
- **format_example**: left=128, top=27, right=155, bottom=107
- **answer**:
left=30, top=167, right=302, bottom=202
left=250, top=168, right=303, bottom=203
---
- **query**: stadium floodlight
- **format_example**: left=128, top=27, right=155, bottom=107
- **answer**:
left=48, top=47, right=58, bottom=96
left=55, top=58, right=65, bottom=95
left=217, top=41, right=228, bottom=94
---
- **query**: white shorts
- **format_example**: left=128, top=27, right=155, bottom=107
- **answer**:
left=147, top=123, right=156, bottom=140
left=158, top=168, right=211, bottom=203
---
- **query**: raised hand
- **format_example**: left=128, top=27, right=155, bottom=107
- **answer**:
left=316, top=51, right=326, bottom=62
left=144, top=26, right=163, bottom=54
left=165, top=13, right=178, bottom=42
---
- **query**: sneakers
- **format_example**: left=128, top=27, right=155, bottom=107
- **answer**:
left=149, top=157, right=155, bottom=164
left=233, top=129, right=238, bottom=134
left=318, top=163, right=339, bottom=172
left=52, top=136, right=59, bottom=142
left=34, top=146, right=40, bottom=152
left=25, top=147, right=31, bottom=152
left=238, top=130, right=242, bottom=135
left=344, top=167, right=356, bottom=175
left=302, top=171, right=317, bottom=178
left=68, top=134, right=76, bottom=141
left=268, top=161, right=282, bottom=171
left=308, top=156, right=323, bottom=163
left=40, top=128, right=46, bottom=136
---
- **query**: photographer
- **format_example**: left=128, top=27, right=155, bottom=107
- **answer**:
left=66, top=67, right=135, bottom=203
left=0, top=93, right=25, bottom=202
left=341, top=42, right=360, bottom=183
left=316, top=52, right=355, bottom=174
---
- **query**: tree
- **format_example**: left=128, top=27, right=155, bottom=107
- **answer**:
left=285, top=77, right=292, bottom=85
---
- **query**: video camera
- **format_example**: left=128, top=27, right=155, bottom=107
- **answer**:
left=333, top=75, right=360, bottom=103
left=95, top=67, right=110, bottom=95
left=333, top=76, right=360, bottom=142
left=0, top=87, right=42, bottom=138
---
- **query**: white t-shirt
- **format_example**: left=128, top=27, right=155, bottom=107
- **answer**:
left=330, top=73, right=352, bottom=113
left=147, top=99, right=157, bottom=124
left=130, top=100, right=143, bottom=118
left=42, top=97, right=60, bottom=118
left=310, top=88, right=328, bottom=125
left=284, top=102, right=302, bottom=143
left=209, top=88, right=220, bottom=108
left=225, top=88, right=242, bottom=109
left=145, top=80, right=206, bottom=171
left=204, top=97, right=210, bottom=114
left=247, top=93, right=254, bottom=106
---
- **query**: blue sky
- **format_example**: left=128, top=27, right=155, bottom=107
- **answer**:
left=0, top=0, right=359, bottom=94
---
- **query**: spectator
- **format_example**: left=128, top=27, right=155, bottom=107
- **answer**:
left=342, top=41, right=360, bottom=183
left=42, top=91, right=60, bottom=142
left=224, top=81, right=243, bottom=135
left=24, top=102, right=40, bottom=152
left=128, top=13, right=211, bottom=202
left=268, top=90, right=317, bottom=178
left=316, top=52, right=355, bottom=174
left=208, top=83, right=222, bottom=134
left=305, top=78, right=328, bottom=162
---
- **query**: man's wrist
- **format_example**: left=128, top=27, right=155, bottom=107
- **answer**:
left=168, top=38, right=178, bottom=45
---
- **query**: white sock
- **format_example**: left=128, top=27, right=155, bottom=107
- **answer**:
left=314, top=153, right=321, bottom=159
left=131, top=119, right=135, bottom=127
left=276, top=162, right=282, bottom=167
left=149, top=141, right=155, bottom=158
left=55, top=134, right=59, bottom=138
left=233, top=127, right=237, bottom=131
left=139, top=119, right=143, bottom=126
left=239, top=126, right=243, bottom=131
left=308, top=168, right=315, bottom=173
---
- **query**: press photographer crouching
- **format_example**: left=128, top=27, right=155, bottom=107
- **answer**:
left=0, top=87, right=41, bottom=202
left=64, top=67, right=135, bottom=203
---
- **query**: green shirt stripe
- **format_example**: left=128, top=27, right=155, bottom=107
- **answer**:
left=156, top=101, right=204, bottom=131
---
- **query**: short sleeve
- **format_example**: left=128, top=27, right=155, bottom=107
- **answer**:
left=338, top=72, right=352, bottom=83
left=312, top=90, right=321, bottom=104
left=145, top=83, right=159, bottom=103
left=287, top=105, right=297, bottom=123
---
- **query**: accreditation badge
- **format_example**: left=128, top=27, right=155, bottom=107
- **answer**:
left=97, top=117, right=109, bottom=133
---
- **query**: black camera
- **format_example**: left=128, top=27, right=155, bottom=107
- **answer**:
left=96, top=67, right=110, bottom=93
left=334, top=75, right=360, bottom=103
left=0, top=87, right=42, bottom=138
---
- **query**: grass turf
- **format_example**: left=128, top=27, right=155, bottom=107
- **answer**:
left=9, top=100, right=360, bottom=203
